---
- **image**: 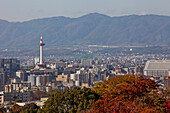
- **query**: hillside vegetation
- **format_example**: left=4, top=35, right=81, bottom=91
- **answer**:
left=0, top=13, right=170, bottom=49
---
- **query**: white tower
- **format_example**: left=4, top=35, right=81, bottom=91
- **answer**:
left=38, top=36, right=45, bottom=65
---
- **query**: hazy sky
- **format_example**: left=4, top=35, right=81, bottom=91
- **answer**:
left=0, top=0, right=170, bottom=22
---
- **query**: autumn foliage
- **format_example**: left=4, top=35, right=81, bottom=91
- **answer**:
left=30, top=91, right=47, bottom=101
left=90, top=75, right=169, bottom=113
left=9, top=103, right=40, bottom=113
left=93, top=74, right=136, bottom=96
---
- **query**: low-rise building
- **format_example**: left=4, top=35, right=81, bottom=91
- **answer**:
left=4, top=82, right=31, bottom=101
left=56, top=73, right=69, bottom=83
left=144, top=60, right=170, bottom=77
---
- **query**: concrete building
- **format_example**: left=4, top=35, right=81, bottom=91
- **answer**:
left=81, top=59, right=93, bottom=67
left=0, top=58, right=20, bottom=72
left=47, top=60, right=66, bottom=69
left=31, top=86, right=52, bottom=92
left=4, top=82, right=31, bottom=101
left=144, top=60, right=170, bottom=77
left=0, top=91, right=4, bottom=105
left=34, top=57, right=40, bottom=65
left=28, top=75, right=36, bottom=86
left=0, top=72, right=6, bottom=91
left=0, top=58, right=20, bottom=90
left=15, top=97, right=48, bottom=108
left=28, top=74, right=52, bottom=86
left=16, top=70, right=28, bottom=81
left=70, top=74, right=77, bottom=81
left=164, top=76, right=170, bottom=88
left=56, top=73, right=69, bottom=83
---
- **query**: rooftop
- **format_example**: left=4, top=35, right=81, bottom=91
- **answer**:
left=144, top=60, right=170, bottom=70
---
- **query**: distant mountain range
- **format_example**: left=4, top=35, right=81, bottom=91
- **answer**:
left=0, top=13, right=170, bottom=49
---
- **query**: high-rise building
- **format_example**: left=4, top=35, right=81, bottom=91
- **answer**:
left=0, top=58, right=20, bottom=91
left=0, top=58, right=20, bottom=72
left=28, top=74, right=52, bottom=86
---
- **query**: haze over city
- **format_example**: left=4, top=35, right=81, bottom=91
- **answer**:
left=0, top=0, right=170, bottom=21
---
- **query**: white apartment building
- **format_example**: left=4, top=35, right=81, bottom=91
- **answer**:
left=0, top=91, right=4, bottom=105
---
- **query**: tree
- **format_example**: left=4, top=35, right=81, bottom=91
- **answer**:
left=93, top=74, right=135, bottom=96
left=0, top=107, right=6, bottom=113
left=15, top=99, right=22, bottom=103
left=9, top=103, right=40, bottom=113
left=90, top=75, right=162, bottom=113
left=41, top=87, right=100, bottom=113
left=31, top=91, right=47, bottom=101
left=154, top=97, right=169, bottom=113
left=7, top=101, right=14, bottom=105
left=9, top=104, right=21, bottom=113
left=19, top=103, right=40, bottom=113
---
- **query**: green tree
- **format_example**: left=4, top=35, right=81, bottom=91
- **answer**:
left=15, top=99, right=22, bottom=103
left=41, top=87, right=100, bottom=113
left=7, top=101, right=14, bottom=105
left=20, top=103, right=40, bottom=113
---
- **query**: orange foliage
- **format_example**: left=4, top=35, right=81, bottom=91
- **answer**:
left=31, top=91, right=47, bottom=101
left=93, top=75, right=136, bottom=96
left=90, top=75, right=161, bottom=113
left=9, top=104, right=22, bottom=113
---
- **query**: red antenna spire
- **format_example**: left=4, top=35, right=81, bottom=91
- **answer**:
left=39, top=36, right=45, bottom=46
left=40, top=35, right=43, bottom=41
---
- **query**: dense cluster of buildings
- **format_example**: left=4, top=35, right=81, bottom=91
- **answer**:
left=0, top=36, right=169, bottom=107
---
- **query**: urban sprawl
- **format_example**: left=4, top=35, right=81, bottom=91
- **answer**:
left=0, top=36, right=169, bottom=111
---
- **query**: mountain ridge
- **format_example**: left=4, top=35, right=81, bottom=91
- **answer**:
left=0, top=13, right=170, bottom=49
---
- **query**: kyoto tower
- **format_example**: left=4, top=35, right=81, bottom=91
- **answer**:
left=38, top=36, right=45, bottom=65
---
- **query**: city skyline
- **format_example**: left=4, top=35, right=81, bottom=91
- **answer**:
left=0, top=0, right=170, bottom=22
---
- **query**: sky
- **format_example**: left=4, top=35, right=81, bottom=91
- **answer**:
left=0, top=0, right=170, bottom=22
